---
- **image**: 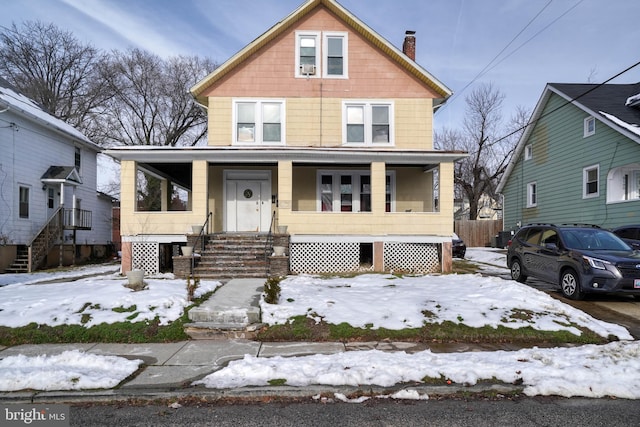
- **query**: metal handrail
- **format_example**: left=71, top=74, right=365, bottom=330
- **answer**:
left=190, top=212, right=212, bottom=277
left=264, top=210, right=277, bottom=276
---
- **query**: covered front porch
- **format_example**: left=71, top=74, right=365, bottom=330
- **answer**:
left=108, top=147, right=465, bottom=276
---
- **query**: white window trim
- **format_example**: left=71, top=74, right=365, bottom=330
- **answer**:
left=584, top=116, right=595, bottom=137
left=316, top=170, right=395, bottom=212
left=232, top=99, right=286, bottom=145
left=605, top=164, right=640, bottom=204
left=583, top=164, right=600, bottom=198
left=322, top=31, right=348, bottom=79
left=342, top=100, right=394, bottom=146
left=526, top=182, right=537, bottom=208
left=295, top=31, right=320, bottom=78
left=524, top=144, right=533, bottom=160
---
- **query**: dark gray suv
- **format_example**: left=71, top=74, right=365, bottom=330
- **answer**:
left=507, top=224, right=640, bottom=300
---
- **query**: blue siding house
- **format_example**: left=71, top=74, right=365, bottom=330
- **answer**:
left=498, top=82, right=640, bottom=232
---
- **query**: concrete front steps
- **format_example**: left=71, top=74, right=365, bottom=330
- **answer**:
left=192, top=233, right=270, bottom=281
left=185, top=278, right=266, bottom=340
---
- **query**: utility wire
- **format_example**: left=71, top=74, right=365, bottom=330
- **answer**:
left=443, top=0, right=553, bottom=109
left=440, top=0, right=583, bottom=113
left=492, top=59, right=640, bottom=147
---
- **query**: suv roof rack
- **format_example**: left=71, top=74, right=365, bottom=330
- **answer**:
left=558, top=223, right=601, bottom=228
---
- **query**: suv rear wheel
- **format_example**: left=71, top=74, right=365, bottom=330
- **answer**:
left=560, top=269, right=583, bottom=300
left=510, top=258, right=527, bottom=283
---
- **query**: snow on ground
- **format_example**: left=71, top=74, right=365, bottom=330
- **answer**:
left=1, top=250, right=639, bottom=397
left=260, top=273, right=630, bottom=339
left=195, top=341, right=640, bottom=399
left=0, top=268, right=221, bottom=327
left=0, top=350, right=142, bottom=391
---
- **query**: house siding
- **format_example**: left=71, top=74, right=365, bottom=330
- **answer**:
left=0, top=111, right=110, bottom=246
left=502, top=92, right=640, bottom=231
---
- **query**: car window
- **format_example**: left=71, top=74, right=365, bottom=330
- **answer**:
left=540, top=230, right=558, bottom=246
left=562, top=229, right=630, bottom=250
left=616, top=227, right=638, bottom=240
left=524, top=228, right=542, bottom=245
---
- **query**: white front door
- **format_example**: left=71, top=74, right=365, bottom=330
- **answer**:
left=225, top=173, right=271, bottom=232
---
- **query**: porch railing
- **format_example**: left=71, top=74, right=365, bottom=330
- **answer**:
left=264, top=210, right=277, bottom=276
left=27, top=207, right=64, bottom=272
left=190, top=212, right=212, bottom=277
left=63, top=208, right=92, bottom=230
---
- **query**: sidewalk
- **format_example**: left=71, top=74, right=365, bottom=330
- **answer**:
left=0, top=339, right=524, bottom=403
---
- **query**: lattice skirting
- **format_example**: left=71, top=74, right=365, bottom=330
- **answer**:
left=290, top=241, right=360, bottom=273
left=290, top=241, right=441, bottom=274
left=132, top=241, right=159, bottom=274
left=383, top=242, right=440, bottom=274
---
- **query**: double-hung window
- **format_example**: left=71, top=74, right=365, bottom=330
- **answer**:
left=527, top=182, right=537, bottom=207
left=318, top=171, right=394, bottom=212
left=323, top=32, right=347, bottom=78
left=19, top=186, right=29, bottom=218
left=296, top=32, right=320, bottom=77
left=296, top=31, right=348, bottom=78
left=583, top=164, right=599, bottom=198
left=344, top=101, right=393, bottom=145
left=234, top=100, right=284, bottom=145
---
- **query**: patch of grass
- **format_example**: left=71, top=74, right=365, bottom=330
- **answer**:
left=267, top=378, right=287, bottom=386
left=112, top=305, right=137, bottom=313
left=452, top=259, right=480, bottom=274
left=256, top=317, right=608, bottom=345
left=0, top=291, right=216, bottom=346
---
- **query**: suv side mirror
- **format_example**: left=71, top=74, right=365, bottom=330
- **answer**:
left=544, top=242, right=558, bottom=251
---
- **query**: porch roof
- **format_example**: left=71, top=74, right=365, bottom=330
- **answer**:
left=104, top=146, right=467, bottom=168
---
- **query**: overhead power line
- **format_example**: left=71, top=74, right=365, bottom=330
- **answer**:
left=439, top=0, right=583, bottom=112
left=491, top=59, right=640, bottom=147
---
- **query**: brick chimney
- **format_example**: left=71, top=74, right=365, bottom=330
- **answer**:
left=402, top=30, right=416, bottom=61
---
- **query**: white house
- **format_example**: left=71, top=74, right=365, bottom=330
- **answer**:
left=0, top=77, right=114, bottom=272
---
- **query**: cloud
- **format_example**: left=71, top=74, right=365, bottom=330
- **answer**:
left=61, top=0, right=187, bottom=57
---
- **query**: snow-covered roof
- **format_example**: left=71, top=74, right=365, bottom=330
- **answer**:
left=0, top=77, right=100, bottom=151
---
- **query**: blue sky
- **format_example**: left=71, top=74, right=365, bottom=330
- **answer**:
left=2, top=0, right=640, bottom=132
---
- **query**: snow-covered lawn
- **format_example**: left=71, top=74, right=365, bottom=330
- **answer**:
left=260, top=273, right=629, bottom=339
left=0, top=268, right=221, bottom=327
left=2, top=250, right=640, bottom=398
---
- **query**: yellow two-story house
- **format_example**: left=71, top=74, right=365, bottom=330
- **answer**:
left=107, top=0, right=466, bottom=278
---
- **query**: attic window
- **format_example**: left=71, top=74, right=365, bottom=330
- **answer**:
left=296, top=32, right=320, bottom=78
left=584, top=116, right=595, bottom=137
left=524, top=144, right=533, bottom=160
left=323, top=32, right=348, bottom=78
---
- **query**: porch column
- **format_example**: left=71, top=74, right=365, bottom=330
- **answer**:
left=371, top=162, right=386, bottom=214
left=277, top=160, right=292, bottom=229
left=439, top=161, right=454, bottom=273
left=160, top=179, right=170, bottom=211
left=371, top=162, right=386, bottom=272
left=192, top=160, right=208, bottom=219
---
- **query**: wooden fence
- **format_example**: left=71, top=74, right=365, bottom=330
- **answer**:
left=454, top=220, right=504, bottom=248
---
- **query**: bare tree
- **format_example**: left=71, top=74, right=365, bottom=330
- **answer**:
left=0, top=21, right=110, bottom=135
left=93, top=48, right=215, bottom=147
left=436, top=83, right=529, bottom=220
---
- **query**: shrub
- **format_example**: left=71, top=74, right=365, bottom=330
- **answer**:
left=263, top=276, right=282, bottom=304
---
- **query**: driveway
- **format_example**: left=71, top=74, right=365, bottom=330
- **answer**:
left=481, top=259, right=640, bottom=339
